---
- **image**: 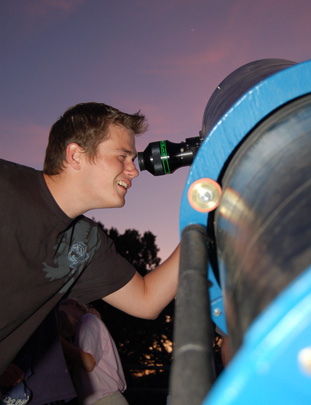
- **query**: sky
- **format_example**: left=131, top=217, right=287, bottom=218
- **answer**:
left=1, top=0, right=310, bottom=261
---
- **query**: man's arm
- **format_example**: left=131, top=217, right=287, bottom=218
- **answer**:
left=103, top=244, right=180, bottom=319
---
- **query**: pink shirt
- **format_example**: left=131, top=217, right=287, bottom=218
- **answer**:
left=72, top=313, right=127, bottom=405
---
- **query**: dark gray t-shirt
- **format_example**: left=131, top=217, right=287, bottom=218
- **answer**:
left=0, top=159, right=136, bottom=374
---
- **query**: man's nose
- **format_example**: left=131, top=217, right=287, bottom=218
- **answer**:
left=126, top=160, right=139, bottom=179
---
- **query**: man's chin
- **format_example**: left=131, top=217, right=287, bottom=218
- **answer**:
left=112, top=199, right=126, bottom=208
left=96, top=199, right=125, bottom=209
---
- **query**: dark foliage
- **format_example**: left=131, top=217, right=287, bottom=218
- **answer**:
left=97, top=222, right=161, bottom=276
left=91, top=299, right=175, bottom=370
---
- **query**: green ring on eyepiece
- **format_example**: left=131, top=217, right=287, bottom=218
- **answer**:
left=160, top=140, right=171, bottom=174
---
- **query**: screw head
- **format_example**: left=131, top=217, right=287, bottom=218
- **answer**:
left=214, top=308, right=222, bottom=316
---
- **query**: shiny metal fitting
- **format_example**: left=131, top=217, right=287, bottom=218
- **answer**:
left=188, top=178, right=222, bottom=213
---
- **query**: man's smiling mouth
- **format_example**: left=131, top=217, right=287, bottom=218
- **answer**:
left=117, top=180, right=129, bottom=189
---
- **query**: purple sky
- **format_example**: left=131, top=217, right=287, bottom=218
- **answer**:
left=1, top=0, right=310, bottom=261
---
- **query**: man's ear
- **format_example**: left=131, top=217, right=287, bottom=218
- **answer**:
left=66, top=143, right=84, bottom=170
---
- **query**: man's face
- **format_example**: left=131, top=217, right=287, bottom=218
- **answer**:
left=80, top=124, right=139, bottom=210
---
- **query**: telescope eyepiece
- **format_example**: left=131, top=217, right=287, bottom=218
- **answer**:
left=138, top=136, right=203, bottom=176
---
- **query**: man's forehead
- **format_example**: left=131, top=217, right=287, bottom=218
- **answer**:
left=104, top=125, right=137, bottom=155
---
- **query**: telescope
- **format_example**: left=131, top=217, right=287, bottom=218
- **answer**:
left=164, top=58, right=311, bottom=405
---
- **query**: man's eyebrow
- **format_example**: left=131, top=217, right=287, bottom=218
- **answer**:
left=117, top=148, right=137, bottom=159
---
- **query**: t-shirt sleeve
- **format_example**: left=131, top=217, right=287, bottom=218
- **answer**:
left=69, top=225, right=136, bottom=304
left=77, top=314, right=104, bottom=364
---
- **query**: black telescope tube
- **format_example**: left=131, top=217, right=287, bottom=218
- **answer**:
left=169, top=224, right=215, bottom=405
left=215, top=94, right=311, bottom=356
left=138, top=136, right=203, bottom=176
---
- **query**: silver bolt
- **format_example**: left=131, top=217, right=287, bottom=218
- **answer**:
left=214, top=308, right=221, bottom=316
left=198, top=187, right=214, bottom=203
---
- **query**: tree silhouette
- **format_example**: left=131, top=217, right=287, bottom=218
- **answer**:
left=96, top=223, right=161, bottom=275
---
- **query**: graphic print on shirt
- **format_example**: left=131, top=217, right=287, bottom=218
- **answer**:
left=42, top=220, right=101, bottom=293
left=67, top=241, right=90, bottom=277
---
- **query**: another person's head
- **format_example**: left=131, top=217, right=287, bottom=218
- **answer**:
left=44, top=102, right=147, bottom=175
left=59, top=298, right=87, bottom=329
left=58, top=309, right=77, bottom=339
left=59, top=298, right=102, bottom=326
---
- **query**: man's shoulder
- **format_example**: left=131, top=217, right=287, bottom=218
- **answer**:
left=75, top=215, right=100, bottom=230
left=0, top=159, right=42, bottom=205
left=0, top=158, right=34, bottom=170
left=73, top=216, right=112, bottom=248
left=0, top=158, right=38, bottom=179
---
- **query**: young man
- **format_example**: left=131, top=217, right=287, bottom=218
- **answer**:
left=0, top=102, right=180, bottom=376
